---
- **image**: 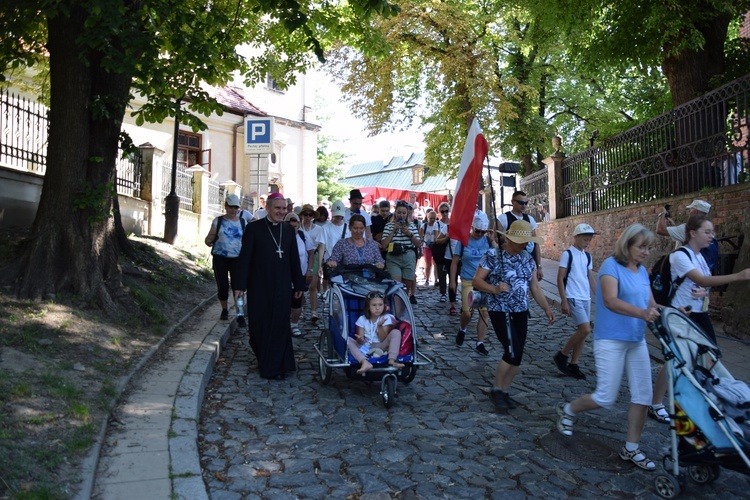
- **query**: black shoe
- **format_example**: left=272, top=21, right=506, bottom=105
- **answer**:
left=456, top=330, right=466, bottom=346
left=220, top=308, right=228, bottom=321
left=410, top=295, right=418, bottom=305
left=503, top=391, right=518, bottom=409
left=553, top=351, right=571, bottom=376
left=489, top=389, right=509, bottom=412
left=236, top=316, right=246, bottom=328
left=568, top=364, right=586, bottom=380
left=475, top=343, right=489, bottom=356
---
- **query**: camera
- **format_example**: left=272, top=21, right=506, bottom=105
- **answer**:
left=397, top=218, right=404, bottom=224
left=663, top=204, right=671, bottom=218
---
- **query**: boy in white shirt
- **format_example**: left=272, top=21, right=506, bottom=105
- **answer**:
left=553, top=223, right=597, bottom=380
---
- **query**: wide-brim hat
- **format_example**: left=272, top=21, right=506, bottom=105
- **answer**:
left=499, top=219, right=544, bottom=244
left=284, top=212, right=300, bottom=222
left=301, top=203, right=316, bottom=215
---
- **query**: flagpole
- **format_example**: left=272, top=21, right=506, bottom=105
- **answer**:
left=484, top=154, right=498, bottom=229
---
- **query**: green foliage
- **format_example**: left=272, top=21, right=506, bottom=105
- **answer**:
left=73, top=181, right=116, bottom=226
left=317, top=135, right=353, bottom=203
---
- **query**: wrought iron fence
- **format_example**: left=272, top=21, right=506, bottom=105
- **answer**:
left=519, top=167, right=549, bottom=222
left=206, top=179, right=224, bottom=218
left=561, top=74, right=750, bottom=217
left=161, top=160, right=194, bottom=211
left=0, top=87, right=48, bottom=174
left=116, top=150, right=142, bottom=197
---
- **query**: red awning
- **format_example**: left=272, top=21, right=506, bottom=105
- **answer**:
left=356, top=187, right=449, bottom=210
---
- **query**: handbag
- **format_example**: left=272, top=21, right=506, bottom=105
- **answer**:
left=389, top=243, right=406, bottom=256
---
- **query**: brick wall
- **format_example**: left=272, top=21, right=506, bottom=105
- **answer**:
left=536, top=183, right=750, bottom=270
left=742, top=12, right=750, bottom=39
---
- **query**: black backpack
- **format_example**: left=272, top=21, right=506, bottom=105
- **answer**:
left=562, top=249, right=592, bottom=288
left=650, top=247, right=691, bottom=306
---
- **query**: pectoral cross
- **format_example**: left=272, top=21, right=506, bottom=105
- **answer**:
left=276, top=248, right=284, bottom=259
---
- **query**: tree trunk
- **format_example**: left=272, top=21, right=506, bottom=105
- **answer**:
left=661, top=13, right=731, bottom=107
left=17, top=6, right=132, bottom=307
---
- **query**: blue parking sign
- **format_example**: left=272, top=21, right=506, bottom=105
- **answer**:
left=245, top=117, right=274, bottom=154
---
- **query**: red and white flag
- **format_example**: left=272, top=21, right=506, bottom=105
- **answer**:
left=448, top=118, right=488, bottom=246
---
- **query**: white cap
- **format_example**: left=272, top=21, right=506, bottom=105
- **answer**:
left=225, top=194, right=240, bottom=207
left=573, top=223, right=599, bottom=236
left=472, top=214, right=489, bottom=231
left=331, top=200, right=346, bottom=217
left=686, top=199, right=711, bottom=214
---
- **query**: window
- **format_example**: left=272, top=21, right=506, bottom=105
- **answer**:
left=266, top=74, right=283, bottom=93
left=177, top=131, right=211, bottom=171
left=412, top=167, right=424, bottom=185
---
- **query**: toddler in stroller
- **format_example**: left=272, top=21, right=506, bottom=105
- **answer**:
left=349, top=291, right=405, bottom=374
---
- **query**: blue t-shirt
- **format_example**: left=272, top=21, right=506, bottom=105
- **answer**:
left=211, top=217, right=244, bottom=258
left=454, top=236, right=491, bottom=280
left=594, top=256, right=650, bottom=342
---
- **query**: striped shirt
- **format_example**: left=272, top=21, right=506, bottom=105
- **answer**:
left=381, top=220, right=419, bottom=248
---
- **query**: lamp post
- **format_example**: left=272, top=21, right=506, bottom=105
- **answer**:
left=164, top=98, right=182, bottom=244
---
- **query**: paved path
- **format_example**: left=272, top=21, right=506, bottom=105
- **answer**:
left=85, top=257, right=750, bottom=499
left=197, top=263, right=750, bottom=499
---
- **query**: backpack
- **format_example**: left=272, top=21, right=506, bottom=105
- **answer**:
left=650, top=247, right=691, bottom=306
left=504, top=211, right=534, bottom=251
left=211, top=216, right=246, bottom=253
left=562, top=249, right=592, bottom=289
left=701, top=238, right=719, bottom=273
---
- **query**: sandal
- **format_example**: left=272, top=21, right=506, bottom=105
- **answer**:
left=648, top=404, right=671, bottom=424
left=449, top=306, right=457, bottom=316
left=619, top=446, right=656, bottom=471
left=556, top=403, right=576, bottom=437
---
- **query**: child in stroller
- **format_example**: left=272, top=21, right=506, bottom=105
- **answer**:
left=349, top=290, right=405, bottom=374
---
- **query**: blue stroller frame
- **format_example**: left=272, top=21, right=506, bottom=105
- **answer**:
left=313, top=265, right=432, bottom=408
left=649, top=307, right=750, bottom=498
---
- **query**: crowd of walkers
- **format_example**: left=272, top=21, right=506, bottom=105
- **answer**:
left=205, top=189, right=750, bottom=472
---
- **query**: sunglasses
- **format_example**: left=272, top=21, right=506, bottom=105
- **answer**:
left=440, top=209, right=449, bottom=213
left=301, top=212, right=315, bottom=217
left=513, top=200, right=529, bottom=206
left=474, top=229, right=487, bottom=234
left=227, top=205, right=240, bottom=209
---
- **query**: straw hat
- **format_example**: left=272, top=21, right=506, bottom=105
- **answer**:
left=499, top=220, right=544, bottom=244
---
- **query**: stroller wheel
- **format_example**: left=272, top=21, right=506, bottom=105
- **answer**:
left=381, top=376, right=396, bottom=409
left=654, top=474, right=682, bottom=498
left=399, top=364, right=417, bottom=384
left=688, top=464, right=720, bottom=484
left=318, top=330, right=333, bottom=385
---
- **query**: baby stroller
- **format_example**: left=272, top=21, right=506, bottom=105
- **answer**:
left=313, top=265, right=432, bottom=408
left=649, top=307, right=750, bottom=498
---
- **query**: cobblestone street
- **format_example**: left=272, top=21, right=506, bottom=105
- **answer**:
left=199, top=284, right=750, bottom=499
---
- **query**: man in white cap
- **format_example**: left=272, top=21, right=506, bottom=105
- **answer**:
left=656, top=199, right=711, bottom=245
left=451, top=212, right=495, bottom=355
left=553, top=223, right=598, bottom=380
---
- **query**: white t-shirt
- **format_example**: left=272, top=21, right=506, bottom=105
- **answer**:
left=670, top=246, right=711, bottom=312
left=498, top=212, right=538, bottom=254
left=344, top=208, right=372, bottom=228
left=421, top=221, right=442, bottom=246
left=355, top=313, right=396, bottom=347
left=239, top=209, right=254, bottom=223
left=558, top=246, right=593, bottom=300
left=295, top=232, right=315, bottom=275
left=666, top=224, right=686, bottom=246
left=300, top=222, right=323, bottom=247
left=320, top=221, right=351, bottom=260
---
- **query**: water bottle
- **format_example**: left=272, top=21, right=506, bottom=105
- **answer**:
left=236, top=296, right=245, bottom=318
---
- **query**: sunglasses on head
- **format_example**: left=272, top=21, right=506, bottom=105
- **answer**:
left=513, top=199, right=529, bottom=206
left=367, top=291, right=384, bottom=299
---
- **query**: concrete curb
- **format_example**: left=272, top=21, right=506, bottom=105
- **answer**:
left=74, top=293, right=217, bottom=500
left=170, top=320, right=233, bottom=500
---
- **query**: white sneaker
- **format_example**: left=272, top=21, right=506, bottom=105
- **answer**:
left=291, top=325, right=302, bottom=337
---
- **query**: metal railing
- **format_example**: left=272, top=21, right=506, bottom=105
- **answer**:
left=519, top=167, right=549, bottom=222
left=161, top=160, right=194, bottom=211
left=561, top=74, right=750, bottom=217
left=206, top=180, right=224, bottom=218
left=116, top=150, right=142, bottom=197
left=0, top=87, right=48, bottom=174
